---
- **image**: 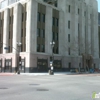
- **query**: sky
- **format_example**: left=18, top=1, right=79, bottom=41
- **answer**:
left=97, top=0, right=100, bottom=12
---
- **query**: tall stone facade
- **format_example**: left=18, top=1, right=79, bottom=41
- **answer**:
left=0, top=0, right=99, bottom=73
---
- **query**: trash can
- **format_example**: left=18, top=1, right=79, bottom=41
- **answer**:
left=49, top=70, right=54, bottom=75
left=17, top=71, right=20, bottom=74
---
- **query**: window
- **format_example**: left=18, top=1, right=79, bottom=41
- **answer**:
left=56, top=47, right=58, bottom=54
left=68, top=62, right=71, bottom=69
left=55, top=33, right=58, bottom=41
left=22, top=13, right=24, bottom=22
left=55, top=2, right=57, bottom=7
left=53, top=47, right=55, bottom=53
left=78, top=23, right=79, bottom=32
left=9, top=16, right=11, bottom=24
left=68, top=5, right=70, bottom=13
left=84, top=11, right=86, bottom=16
left=37, top=28, right=40, bottom=37
left=37, top=44, right=40, bottom=52
left=38, top=12, right=41, bottom=22
left=53, top=17, right=55, bottom=25
left=41, top=14, right=45, bottom=22
left=68, top=47, right=70, bottom=55
left=52, top=32, right=55, bottom=40
left=78, top=8, right=79, bottom=14
left=68, top=34, right=70, bottom=42
left=41, top=29, right=45, bottom=38
left=68, top=20, right=70, bottom=29
left=90, top=14, right=92, bottom=20
left=1, top=20, right=2, bottom=26
left=79, top=63, right=81, bottom=68
left=41, top=45, right=45, bottom=52
left=55, top=18, right=59, bottom=26
left=21, top=44, right=23, bottom=52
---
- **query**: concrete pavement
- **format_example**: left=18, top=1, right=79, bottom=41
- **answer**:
left=0, top=72, right=100, bottom=76
left=0, top=74, right=100, bottom=100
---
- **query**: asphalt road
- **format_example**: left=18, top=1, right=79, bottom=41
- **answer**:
left=0, top=74, right=100, bottom=100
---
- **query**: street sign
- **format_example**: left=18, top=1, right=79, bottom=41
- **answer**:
left=4, top=47, right=9, bottom=50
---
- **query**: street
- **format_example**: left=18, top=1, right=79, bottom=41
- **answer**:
left=0, top=74, right=100, bottom=100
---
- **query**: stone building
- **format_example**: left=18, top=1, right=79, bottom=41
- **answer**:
left=0, top=0, right=99, bottom=73
left=98, top=13, right=100, bottom=58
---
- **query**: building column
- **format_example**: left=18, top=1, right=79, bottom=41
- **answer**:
left=13, top=3, right=22, bottom=68
left=71, top=1, right=78, bottom=56
left=13, top=3, right=22, bottom=53
left=79, top=2, right=85, bottom=55
left=93, top=11, right=99, bottom=58
left=87, top=7, right=91, bottom=54
left=59, top=11, right=65, bottom=55
left=26, top=0, right=38, bottom=71
left=45, top=6, right=52, bottom=54
left=26, top=0, right=37, bottom=53
left=3, top=8, right=10, bottom=54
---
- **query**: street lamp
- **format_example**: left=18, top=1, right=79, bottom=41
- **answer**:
left=49, top=41, right=55, bottom=75
left=16, top=42, right=22, bottom=74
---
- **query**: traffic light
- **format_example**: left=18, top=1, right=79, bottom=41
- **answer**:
left=19, top=56, right=21, bottom=62
left=50, top=56, right=54, bottom=61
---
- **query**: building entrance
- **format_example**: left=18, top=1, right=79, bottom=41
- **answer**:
left=19, top=58, right=25, bottom=73
left=0, top=59, right=2, bottom=72
left=37, top=59, right=48, bottom=72
left=4, top=59, right=12, bottom=72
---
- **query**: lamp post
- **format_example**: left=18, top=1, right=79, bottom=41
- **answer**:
left=16, top=42, right=22, bottom=74
left=50, top=41, right=55, bottom=75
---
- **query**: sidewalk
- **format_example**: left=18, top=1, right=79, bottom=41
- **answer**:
left=0, top=73, right=15, bottom=76
left=20, top=72, right=100, bottom=76
left=20, top=72, right=71, bottom=76
left=0, top=72, right=100, bottom=76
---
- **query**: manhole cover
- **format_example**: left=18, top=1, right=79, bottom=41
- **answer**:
left=37, top=89, right=49, bottom=91
left=29, top=84, right=39, bottom=86
left=0, top=87, right=8, bottom=89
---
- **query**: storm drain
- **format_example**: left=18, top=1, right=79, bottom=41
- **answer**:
left=37, top=89, right=49, bottom=91
left=0, top=87, right=8, bottom=89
